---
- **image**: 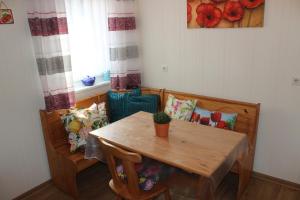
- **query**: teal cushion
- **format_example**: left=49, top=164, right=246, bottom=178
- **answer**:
left=108, top=89, right=159, bottom=122
left=127, top=95, right=159, bottom=116
left=131, top=88, right=142, bottom=96
left=108, top=92, right=127, bottom=122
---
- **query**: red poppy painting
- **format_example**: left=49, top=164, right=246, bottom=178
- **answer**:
left=187, top=0, right=265, bottom=28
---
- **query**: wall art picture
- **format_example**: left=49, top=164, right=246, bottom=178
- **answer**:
left=187, top=0, right=265, bottom=28
left=0, top=1, right=14, bottom=24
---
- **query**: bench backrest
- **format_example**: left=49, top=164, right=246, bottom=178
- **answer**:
left=40, top=88, right=259, bottom=158
left=40, top=89, right=162, bottom=150
left=40, top=94, right=107, bottom=150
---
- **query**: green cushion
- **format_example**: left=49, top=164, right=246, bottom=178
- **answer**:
left=108, top=89, right=159, bottom=122
left=127, top=95, right=159, bottom=116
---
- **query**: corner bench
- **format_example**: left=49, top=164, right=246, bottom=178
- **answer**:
left=39, top=88, right=260, bottom=199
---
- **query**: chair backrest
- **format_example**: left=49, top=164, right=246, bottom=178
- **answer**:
left=99, top=139, right=142, bottom=198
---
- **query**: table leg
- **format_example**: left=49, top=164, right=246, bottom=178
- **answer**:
left=237, top=156, right=250, bottom=199
left=196, top=176, right=215, bottom=200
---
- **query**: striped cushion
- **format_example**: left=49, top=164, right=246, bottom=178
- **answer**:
left=108, top=89, right=159, bottom=122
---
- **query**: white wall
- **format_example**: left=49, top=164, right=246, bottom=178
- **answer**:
left=0, top=1, right=50, bottom=199
left=139, top=0, right=300, bottom=184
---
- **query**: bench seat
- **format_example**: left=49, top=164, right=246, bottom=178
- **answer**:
left=56, top=145, right=99, bottom=172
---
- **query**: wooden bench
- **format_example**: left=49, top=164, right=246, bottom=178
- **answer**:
left=39, top=87, right=259, bottom=199
left=162, top=90, right=260, bottom=188
left=39, top=88, right=163, bottom=199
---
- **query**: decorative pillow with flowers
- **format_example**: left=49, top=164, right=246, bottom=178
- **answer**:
left=116, top=158, right=175, bottom=191
left=190, top=107, right=237, bottom=130
left=164, top=94, right=197, bottom=121
left=61, top=103, right=109, bottom=152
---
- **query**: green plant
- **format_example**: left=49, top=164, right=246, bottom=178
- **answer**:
left=153, top=112, right=171, bottom=124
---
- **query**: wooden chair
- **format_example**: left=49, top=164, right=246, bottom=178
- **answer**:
left=99, top=139, right=171, bottom=200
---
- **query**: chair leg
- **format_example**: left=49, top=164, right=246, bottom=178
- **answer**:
left=164, top=188, right=171, bottom=200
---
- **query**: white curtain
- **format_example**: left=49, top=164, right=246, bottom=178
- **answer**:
left=66, top=0, right=142, bottom=88
left=107, top=0, right=141, bottom=89
left=27, top=0, right=75, bottom=111
left=65, top=0, right=110, bottom=82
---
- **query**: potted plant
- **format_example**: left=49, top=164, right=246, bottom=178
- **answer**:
left=153, top=112, right=171, bottom=137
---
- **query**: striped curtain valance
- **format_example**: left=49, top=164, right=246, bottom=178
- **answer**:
left=109, top=45, right=139, bottom=61
left=44, top=93, right=74, bottom=112
left=110, top=73, right=141, bottom=90
left=108, top=17, right=136, bottom=31
left=37, top=55, right=72, bottom=76
left=31, top=35, right=70, bottom=58
left=28, top=17, right=68, bottom=36
left=107, top=0, right=142, bottom=90
left=27, top=0, right=75, bottom=111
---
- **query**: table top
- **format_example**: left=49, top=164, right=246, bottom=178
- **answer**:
left=90, top=111, right=248, bottom=180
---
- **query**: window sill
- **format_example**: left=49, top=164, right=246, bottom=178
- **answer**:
left=74, top=79, right=111, bottom=101
left=74, top=80, right=110, bottom=93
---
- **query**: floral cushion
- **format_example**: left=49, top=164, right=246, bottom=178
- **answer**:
left=61, top=103, right=109, bottom=152
left=190, top=107, right=237, bottom=130
left=164, top=94, right=197, bottom=121
left=116, top=158, right=175, bottom=191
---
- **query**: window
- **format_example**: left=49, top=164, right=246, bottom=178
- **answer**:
left=65, top=0, right=109, bottom=82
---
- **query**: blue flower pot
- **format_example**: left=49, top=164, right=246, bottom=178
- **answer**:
left=81, top=76, right=96, bottom=86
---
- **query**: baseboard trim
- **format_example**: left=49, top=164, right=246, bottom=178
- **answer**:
left=13, top=180, right=52, bottom=200
left=252, top=171, right=300, bottom=191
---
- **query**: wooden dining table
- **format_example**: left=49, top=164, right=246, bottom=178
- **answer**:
left=90, top=111, right=249, bottom=200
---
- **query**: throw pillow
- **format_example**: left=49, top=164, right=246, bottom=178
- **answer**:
left=164, top=94, right=197, bottom=121
left=61, top=103, right=109, bottom=152
left=116, top=158, right=175, bottom=191
left=108, top=88, right=141, bottom=122
left=127, top=95, right=160, bottom=116
left=190, top=107, right=237, bottom=130
left=108, top=89, right=160, bottom=122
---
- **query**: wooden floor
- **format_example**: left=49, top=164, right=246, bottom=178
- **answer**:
left=20, top=163, right=300, bottom=200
